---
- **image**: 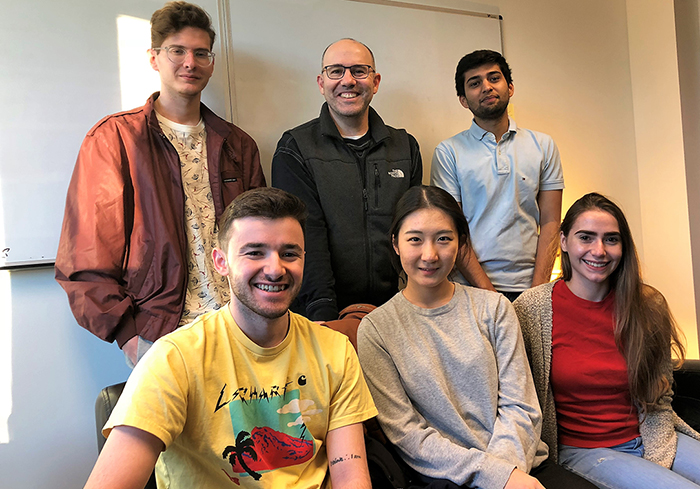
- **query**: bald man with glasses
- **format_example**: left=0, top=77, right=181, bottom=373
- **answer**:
left=56, top=1, right=265, bottom=367
left=272, top=38, right=423, bottom=323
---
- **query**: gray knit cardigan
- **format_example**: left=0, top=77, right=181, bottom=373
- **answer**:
left=513, top=281, right=700, bottom=468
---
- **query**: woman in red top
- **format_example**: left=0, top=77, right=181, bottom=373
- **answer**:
left=514, top=193, right=700, bottom=489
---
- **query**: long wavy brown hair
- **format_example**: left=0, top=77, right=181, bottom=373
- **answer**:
left=559, top=193, right=686, bottom=414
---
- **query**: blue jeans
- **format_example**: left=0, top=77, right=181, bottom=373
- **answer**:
left=559, top=433, right=700, bottom=489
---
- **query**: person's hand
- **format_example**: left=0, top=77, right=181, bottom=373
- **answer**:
left=504, top=468, right=545, bottom=489
left=122, top=336, right=140, bottom=366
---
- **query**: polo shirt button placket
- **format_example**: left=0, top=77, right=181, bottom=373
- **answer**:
left=496, top=142, right=509, bottom=175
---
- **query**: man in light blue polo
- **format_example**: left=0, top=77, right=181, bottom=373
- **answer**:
left=431, top=50, right=563, bottom=301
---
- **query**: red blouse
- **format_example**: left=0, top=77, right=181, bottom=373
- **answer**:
left=550, top=280, right=639, bottom=448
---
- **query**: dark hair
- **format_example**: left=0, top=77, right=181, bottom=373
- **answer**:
left=151, top=1, right=216, bottom=49
left=560, top=192, right=685, bottom=413
left=455, top=49, right=512, bottom=97
left=218, top=188, right=307, bottom=253
left=389, top=186, right=470, bottom=273
left=321, top=38, right=376, bottom=69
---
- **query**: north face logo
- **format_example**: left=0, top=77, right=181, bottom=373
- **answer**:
left=388, top=169, right=405, bottom=178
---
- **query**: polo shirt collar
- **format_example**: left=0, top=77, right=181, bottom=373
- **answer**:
left=146, top=91, right=232, bottom=139
left=468, top=117, right=518, bottom=140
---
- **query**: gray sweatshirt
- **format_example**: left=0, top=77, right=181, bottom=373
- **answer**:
left=358, top=284, right=548, bottom=488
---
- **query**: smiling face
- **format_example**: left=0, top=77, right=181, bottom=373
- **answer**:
left=150, top=26, right=214, bottom=100
left=459, top=63, right=513, bottom=122
left=393, top=208, right=459, bottom=302
left=561, top=209, right=623, bottom=301
left=317, top=39, right=380, bottom=126
left=213, top=217, right=304, bottom=322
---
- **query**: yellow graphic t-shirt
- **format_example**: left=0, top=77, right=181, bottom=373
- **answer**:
left=105, top=307, right=377, bottom=488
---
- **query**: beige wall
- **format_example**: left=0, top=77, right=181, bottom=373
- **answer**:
left=471, top=0, right=699, bottom=357
left=626, top=0, right=699, bottom=358
left=475, top=0, right=641, bottom=228
left=675, top=0, right=700, bottom=357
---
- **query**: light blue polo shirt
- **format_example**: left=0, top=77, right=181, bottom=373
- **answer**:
left=430, top=118, right=564, bottom=292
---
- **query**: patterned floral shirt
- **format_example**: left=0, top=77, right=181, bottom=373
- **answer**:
left=156, top=112, right=229, bottom=325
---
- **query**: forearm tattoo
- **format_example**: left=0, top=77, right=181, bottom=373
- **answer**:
left=329, top=453, right=363, bottom=467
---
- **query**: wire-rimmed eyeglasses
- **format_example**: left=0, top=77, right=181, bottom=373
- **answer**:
left=152, top=45, right=215, bottom=67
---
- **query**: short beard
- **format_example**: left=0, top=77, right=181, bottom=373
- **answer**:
left=229, top=280, right=301, bottom=321
left=233, top=288, right=290, bottom=319
left=471, top=99, right=509, bottom=121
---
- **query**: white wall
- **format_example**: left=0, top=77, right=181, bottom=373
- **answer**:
left=225, top=0, right=503, bottom=182
left=0, top=269, right=131, bottom=488
left=4, top=1, right=700, bottom=488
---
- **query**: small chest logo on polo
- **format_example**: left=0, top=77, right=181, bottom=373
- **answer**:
left=388, top=169, right=405, bottom=178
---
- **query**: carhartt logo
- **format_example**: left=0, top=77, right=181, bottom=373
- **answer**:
left=388, top=169, right=405, bottom=178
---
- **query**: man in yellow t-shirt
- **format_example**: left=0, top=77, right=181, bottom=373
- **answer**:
left=84, top=188, right=377, bottom=489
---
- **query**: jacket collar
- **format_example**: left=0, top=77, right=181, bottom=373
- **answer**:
left=144, top=92, right=232, bottom=140
left=318, top=102, right=390, bottom=143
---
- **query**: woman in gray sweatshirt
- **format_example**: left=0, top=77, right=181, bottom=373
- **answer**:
left=357, top=186, right=596, bottom=489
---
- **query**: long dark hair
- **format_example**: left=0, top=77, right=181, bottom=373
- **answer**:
left=389, top=186, right=470, bottom=273
left=560, top=193, right=685, bottom=413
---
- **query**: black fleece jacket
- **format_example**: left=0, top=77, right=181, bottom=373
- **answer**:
left=272, top=103, right=422, bottom=320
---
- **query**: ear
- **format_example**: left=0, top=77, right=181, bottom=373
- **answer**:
left=458, top=95, right=470, bottom=111
left=212, top=248, right=229, bottom=276
left=559, top=231, right=567, bottom=253
left=392, top=235, right=399, bottom=256
left=317, top=73, right=325, bottom=95
left=508, top=82, right=514, bottom=98
left=149, top=49, right=160, bottom=73
left=372, top=72, right=381, bottom=94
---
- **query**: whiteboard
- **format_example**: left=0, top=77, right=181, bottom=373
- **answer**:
left=224, top=0, right=502, bottom=180
left=0, top=0, right=229, bottom=268
left=2, top=0, right=500, bottom=268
